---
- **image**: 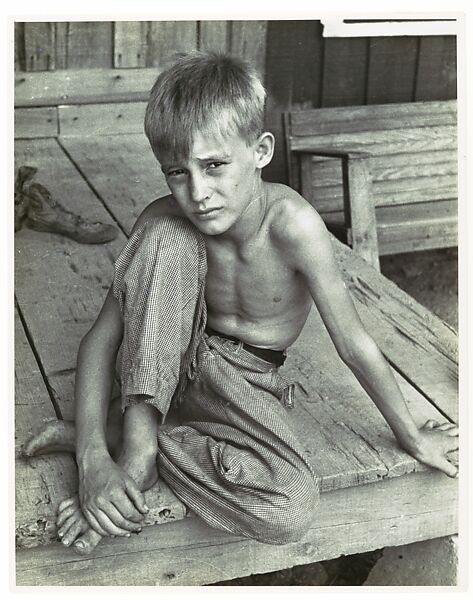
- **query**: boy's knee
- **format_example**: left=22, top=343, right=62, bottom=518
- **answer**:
left=142, top=216, right=200, bottom=247
left=255, top=470, right=319, bottom=545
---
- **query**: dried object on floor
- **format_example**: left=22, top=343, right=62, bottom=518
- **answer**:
left=14, top=165, right=118, bottom=244
left=15, top=165, right=38, bottom=231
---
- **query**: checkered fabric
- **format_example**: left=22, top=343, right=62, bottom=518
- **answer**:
left=113, top=216, right=319, bottom=544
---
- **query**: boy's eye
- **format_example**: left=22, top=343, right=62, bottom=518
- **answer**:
left=207, top=162, right=224, bottom=171
left=167, top=168, right=186, bottom=177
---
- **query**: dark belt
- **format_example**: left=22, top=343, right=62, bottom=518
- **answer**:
left=205, top=325, right=286, bottom=367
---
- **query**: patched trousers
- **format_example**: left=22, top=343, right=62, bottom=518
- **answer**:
left=112, top=216, right=319, bottom=544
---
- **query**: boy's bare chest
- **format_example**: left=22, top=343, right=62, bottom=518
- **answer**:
left=204, top=239, right=307, bottom=320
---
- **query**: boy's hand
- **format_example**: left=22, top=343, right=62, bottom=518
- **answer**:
left=78, top=453, right=148, bottom=537
left=406, top=419, right=459, bottom=478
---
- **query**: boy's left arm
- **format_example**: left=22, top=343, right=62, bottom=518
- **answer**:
left=280, top=202, right=458, bottom=477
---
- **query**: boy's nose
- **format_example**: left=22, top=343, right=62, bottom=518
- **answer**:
left=188, top=172, right=210, bottom=203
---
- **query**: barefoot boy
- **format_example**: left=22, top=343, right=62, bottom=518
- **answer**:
left=27, top=51, right=458, bottom=555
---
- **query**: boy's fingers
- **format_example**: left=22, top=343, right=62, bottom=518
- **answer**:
left=435, top=456, right=458, bottom=478
left=126, top=482, right=149, bottom=514
left=87, top=504, right=133, bottom=537
left=82, top=508, right=112, bottom=537
left=423, top=419, right=440, bottom=430
left=111, top=496, right=144, bottom=523
left=106, top=502, right=143, bottom=532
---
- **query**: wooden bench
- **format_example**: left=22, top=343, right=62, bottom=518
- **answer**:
left=284, top=100, right=458, bottom=269
left=14, top=106, right=458, bottom=585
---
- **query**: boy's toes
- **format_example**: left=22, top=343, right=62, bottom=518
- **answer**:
left=61, top=520, right=87, bottom=547
left=73, top=529, right=103, bottom=555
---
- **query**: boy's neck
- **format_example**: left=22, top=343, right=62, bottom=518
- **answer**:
left=214, top=178, right=267, bottom=246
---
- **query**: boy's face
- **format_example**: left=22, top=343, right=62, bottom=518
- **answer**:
left=160, top=129, right=265, bottom=236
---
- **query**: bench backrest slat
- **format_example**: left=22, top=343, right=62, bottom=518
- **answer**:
left=286, top=101, right=458, bottom=214
left=288, top=99, right=457, bottom=136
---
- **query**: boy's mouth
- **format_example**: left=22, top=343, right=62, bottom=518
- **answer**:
left=193, top=207, right=223, bottom=219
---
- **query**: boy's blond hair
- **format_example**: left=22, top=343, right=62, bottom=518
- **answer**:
left=144, top=51, right=266, bottom=162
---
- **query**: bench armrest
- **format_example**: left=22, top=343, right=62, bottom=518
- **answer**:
left=293, top=148, right=380, bottom=270
left=292, top=148, right=371, bottom=161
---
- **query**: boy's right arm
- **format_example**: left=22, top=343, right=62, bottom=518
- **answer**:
left=74, top=289, right=146, bottom=537
left=75, top=197, right=182, bottom=536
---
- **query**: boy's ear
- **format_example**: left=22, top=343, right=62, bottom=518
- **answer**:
left=254, top=132, right=275, bottom=169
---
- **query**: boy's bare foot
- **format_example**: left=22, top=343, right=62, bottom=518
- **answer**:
left=23, top=420, right=76, bottom=456
left=56, top=447, right=158, bottom=555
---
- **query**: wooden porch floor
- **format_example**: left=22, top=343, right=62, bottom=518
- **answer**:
left=14, top=134, right=458, bottom=585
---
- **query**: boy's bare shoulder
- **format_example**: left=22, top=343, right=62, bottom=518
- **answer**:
left=265, top=182, right=327, bottom=244
left=132, top=194, right=184, bottom=232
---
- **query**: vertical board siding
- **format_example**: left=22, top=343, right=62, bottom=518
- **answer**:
left=366, top=37, right=418, bottom=104
left=54, top=23, right=69, bottom=70
left=147, top=21, right=198, bottom=67
left=229, top=21, right=268, bottom=79
left=200, top=21, right=229, bottom=52
left=64, top=22, right=113, bottom=69
left=321, top=37, right=369, bottom=107
left=291, top=20, right=324, bottom=108
left=415, top=36, right=457, bottom=101
left=24, top=22, right=56, bottom=71
left=114, top=22, right=148, bottom=68
left=15, top=22, right=26, bottom=71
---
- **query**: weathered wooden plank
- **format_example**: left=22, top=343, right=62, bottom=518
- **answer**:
left=14, top=138, right=125, bottom=407
left=199, top=20, right=228, bottom=52
left=377, top=218, right=457, bottom=246
left=147, top=21, right=198, bottom=67
left=14, top=67, right=159, bottom=107
left=16, top=456, right=78, bottom=549
left=16, top=470, right=457, bottom=586
left=15, top=107, right=59, bottom=138
left=282, top=307, right=456, bottom=490
left=289, top=100, right=457, bottom=136
left=229, top=21, right=268, bottom=80
left=308, top=150, right=457, bottom=189
left=58, top=102, right=147, bottom=136
left=15, top=307, right=79, bottom=548
left=366, top=37, right=418, bottom=104
left=113, top=21, right=148, bottom=68
left=14, top=308, right=58, bottom=455
left=321, top=37, right=368, bottom=107
left=332, top=237, right=458, bottom=420
left=346, top=156, right=380, bottom=269
left=24, top=22, right=55, bottom=71
left=59, top=134, right=169, bottom=234
left=289, top=124, right=457, bottom=155
left=310, top=186, right=458, bottom=216
left=64, top=22, right=113, bottom=69
left=306, top=175, right=457, bottom=212
left=323, top=199, right=457, bottom=227
left=415, top=36, right=457, bottom=101
left=378, top=233, right=458, bottom=256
